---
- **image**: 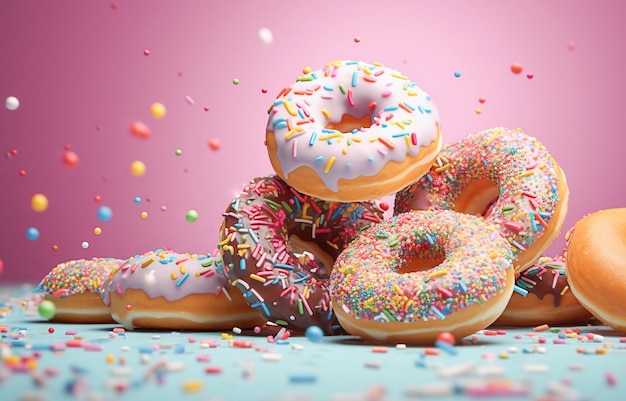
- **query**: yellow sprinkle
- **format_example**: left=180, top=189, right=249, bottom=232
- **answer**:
left=373, top=61, right=385, bottom=67
left=391, top=73, right=409, bottom=80
left=326, top=240, right=339, bottom=250
left=220, top=333, right=233, bottom=340
left=369, top=137, right=378, bottom=143
left=434, top=164, right=450, bottom=173
left=237, top=249, right=247, bottom=257
left=324, top=156, right=336, bottom=173
left=180, top=265, right=186, bottom=275
left=517, top=170, right=535, bottom=179
left=407, top=91, right=418, bottom=96
left=250, top=274, right=266, bottom=283
left=283, top=99, right=297, bottom=116
left=392, top=120, right=405, bottom=129
left=301, top=203, right=313, bottom=220
left=171, top=273, right=177, bottom=280
left=595, top=348, right=607, bottom=355
left=105, top=354, right=115, bottom=364
left=351, top=137, right=362, bottom=142
left=566, top=332, right=578, bottom=338
left=393, top=284, right=404, bottom=295
left=485, top=130, right=500, bottom=146
left=362, top=67, right=372, bottom=75
left=141, top=258, right=154, bottom=268
left=218, top=234, right=233, bottom=246
left=222, top=245, right=234, bottom=255
left=319, top=133, right=343, bottom=141
left=182, top=380, right=203, bottom=392
left=303, top=285, right=310, bottom=298
left=321, top=109, right=331, bottom=119
left=489, top=251, right=499, bottom=259
left=560, top=285, right=570, bottom=296
left=237, top=244, right=251, bottom=250
left=285, top=127, right=305, bottom=140
left=342, top=148, right=348, bottom=155
left=428, top=269, right=449, bottom=279
left=404, top=299, right=415, bottom=312
left=499, top=352, right=509, bottom=359
left=404, top=135, right=412, bottom=148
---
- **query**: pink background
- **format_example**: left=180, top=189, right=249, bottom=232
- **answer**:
left=1, top=1, right=625, bottom=283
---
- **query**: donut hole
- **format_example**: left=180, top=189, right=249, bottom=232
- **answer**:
left=452, top=179, right=500, bottom=217
left=287, top=234, right=336, bottom=279
left=325, top=114, right=372, bottom=133
left=397, top=256, right=446, bottom=274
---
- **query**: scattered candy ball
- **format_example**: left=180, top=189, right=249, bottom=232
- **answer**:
left=479, top=97, right=486, bottom=104
left=436, top=331, right=456, bottom=345
left=130, top=161, right=146, bottom=177
left=30, top=193, right=49, bottom=212
left=19, top=170, right=27, bottom=176
left=186, top=209, right=199, bottom=223
left=454, top=71, right=462, bottom=78
left=48, top=327, right=55, bottom=334
left=140, top=211, right=148, bottom=219
left=510, top=63, right=523, bottom=74
left=38, top=300, right=56, bottom=320
left=258, top=27, right=273, bottom=45
left=133, top=197, right=141, bottom=204
left=5, top=96, right=20, bottom=111
left=232, top=78, right=240, bottom=85
left=567, top=41, right=576, bottom=50
left=526, top=73, right=534, bottom=79
left=261, top=88, right=268, bottom=94
left=81, top=241, right=89, bottom=249
left=130, top=121, right=151, bottom=139
left=160, top=206, right=167, bottom=212
left=26, top=227, right=40, bottom=240
left=94, top=195, right=102, bottom=203
left=62, top=150, right=80, bottom=168
left=354, top=36, right=361, bottom=43
left=208, top=138, right=221, bottom=151
left=175, top=149, right=183, bottom=156
left=150, top=103, right=167, bottom=119
left=305, top=326, right=324, bottom=343
left=0, top=258, right=3, bottom=274
left=52, top=245, right=59, bottom=251
left=143, top=49, right=150, bottom=56
left=476, top=108, right=483, bottom=114
left=97, top=206, right=113, bottom=222
left=94, top=227, right=102, bottom=235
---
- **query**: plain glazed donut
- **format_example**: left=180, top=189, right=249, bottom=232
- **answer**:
left=219, top=175, right=385, bottom=334
left=565, top=208, right=626, bottom=332
left=329, top=210, right=515, bottom=345
left=102, top=249, right=264, bottom=330
left=35, top=258, right=122, bottom=323
left=494, top=255, right=592, bottom=327
left=395, top=127, right=569, bottom=272
left=266, top=60, right=442, bottom=202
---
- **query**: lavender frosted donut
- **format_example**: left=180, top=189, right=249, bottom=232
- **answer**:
left=102, top=249, right=263, bottom=330
left=266, top=60, right=442, bottom=202
left=219, top=175, right=385, bottom=335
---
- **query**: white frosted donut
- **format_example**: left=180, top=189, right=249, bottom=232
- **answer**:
left=329, top=210, right=515, bottom=345
left=266, top=60, right=442, bottom=202
left=102, top=249, right=263, bottom=330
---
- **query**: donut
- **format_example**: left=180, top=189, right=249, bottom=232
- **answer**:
left=565, top=208, right=626, bottom=332
left=219, top=175, right=385, bottom=334
left=102, top=249, right=264, bottom=330
left=35, top=258, right=122, bottom=323
left=494, top=255, right=592, bottom=327
left=395, top=127, right=569, bottom=272
left=329, top=210, right=515, bottom=345
left=265, top=60, right=442, bottom=202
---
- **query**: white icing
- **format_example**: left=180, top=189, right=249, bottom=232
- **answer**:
left=267, top=60, right=441, bottom=191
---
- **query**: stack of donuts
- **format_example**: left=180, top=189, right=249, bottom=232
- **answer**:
left=36, top=60, right=625, bottom=344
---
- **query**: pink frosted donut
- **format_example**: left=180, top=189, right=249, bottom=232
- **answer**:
left=329, top=210, right=515, bottom=345
left=266, top=60, right=442, bottom=202
left=219, top=175, right=385, bottom=335
left=395, top=127, right=569, bottom=272
left=102, top=249, right=263, bottom=330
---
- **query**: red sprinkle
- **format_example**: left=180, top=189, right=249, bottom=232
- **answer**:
left=205, top=366, right=223, bottom=374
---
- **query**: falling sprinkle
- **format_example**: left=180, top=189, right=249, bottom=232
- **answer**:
left=5, top=96, right=20, bottom=111
left=258, top=27, right=273, bottom=45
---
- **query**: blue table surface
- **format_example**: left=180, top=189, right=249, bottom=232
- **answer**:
left=1, top=284, right=624, bottom=401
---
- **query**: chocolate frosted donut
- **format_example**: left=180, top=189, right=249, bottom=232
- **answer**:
left=219, top=175, right=385, bottom=334
left=494, top=255, right=592, bottom=326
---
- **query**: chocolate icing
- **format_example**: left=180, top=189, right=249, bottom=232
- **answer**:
left=516, top=256, right=569, bottom=307
left=219, top=175, right=384, bottom=334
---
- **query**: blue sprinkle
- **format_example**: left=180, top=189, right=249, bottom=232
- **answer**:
left=351, top=71, right=358, bottom=87
left=239, top=259, right=246, bottom=271
left=513, top=285, right=529, bottom=297
left=309, top=132, right=317, bottom=146
left=176, top=272, right=189, bottom=286
left=289, top=374, right=317, bottom=384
